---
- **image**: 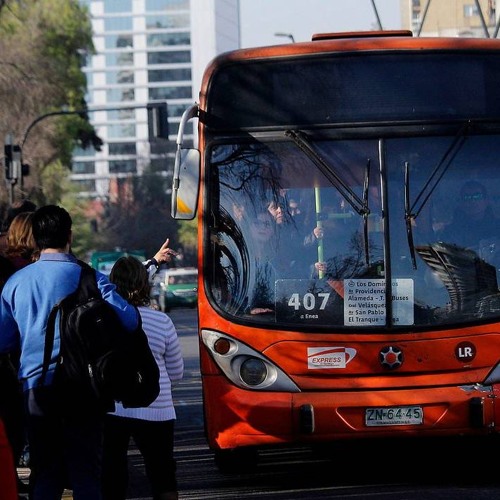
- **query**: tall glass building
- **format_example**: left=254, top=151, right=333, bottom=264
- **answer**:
left=74, top=0, right=240, bottom=199
left=400, top=0, right=499, bottom=37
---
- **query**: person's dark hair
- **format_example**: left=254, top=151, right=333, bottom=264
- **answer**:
left=32, top=205, right=72, bottom=250
left=2, top=199, right=37, bottom=232
left=109, top=256, right=151, bottom=307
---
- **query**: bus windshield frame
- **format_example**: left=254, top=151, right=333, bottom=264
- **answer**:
left=202, top=49, right=500, bottom=332
left=171, top=33, right=500, bottom=470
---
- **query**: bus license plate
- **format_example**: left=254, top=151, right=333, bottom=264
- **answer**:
left=365, top=406, right=423, bottom=426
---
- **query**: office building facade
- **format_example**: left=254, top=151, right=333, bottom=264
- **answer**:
left=74, top=0, right=240, bottom=199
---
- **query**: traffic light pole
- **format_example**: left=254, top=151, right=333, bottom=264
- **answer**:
left=3, top=101, right=168, bottom=203
left=21, top=101, right=168, bottom=147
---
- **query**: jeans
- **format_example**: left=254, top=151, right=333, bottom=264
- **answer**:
left=25, top=387, right=104, bottom=500
left=102, top=415, right=177, bottom=500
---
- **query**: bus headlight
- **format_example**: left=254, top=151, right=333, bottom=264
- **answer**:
left=201, top=329, right=300, bottom=392
left=240, top=358, right=267, bottom=386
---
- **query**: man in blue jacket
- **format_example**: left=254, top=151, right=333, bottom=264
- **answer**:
left=0, top=205, right=139, bottom=500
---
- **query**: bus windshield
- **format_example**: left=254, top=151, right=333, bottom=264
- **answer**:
left=208, top=133, right=500, bottom=330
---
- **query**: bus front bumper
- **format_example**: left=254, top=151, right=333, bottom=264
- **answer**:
left=203, top=378, right=499, bottom=450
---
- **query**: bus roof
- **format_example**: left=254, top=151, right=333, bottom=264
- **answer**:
left=202, top=31, right=500, bottom=85
left=200, top=32, right=500, bottom=132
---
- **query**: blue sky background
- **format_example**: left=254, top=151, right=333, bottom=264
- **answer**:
left=240, top=0, right=402, bottom=48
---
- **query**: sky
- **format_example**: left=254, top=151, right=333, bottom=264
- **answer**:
left=239, top=0, right=402, bottom=48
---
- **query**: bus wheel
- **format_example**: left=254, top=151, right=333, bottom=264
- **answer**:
left=214, top=447, right=258, bottom=473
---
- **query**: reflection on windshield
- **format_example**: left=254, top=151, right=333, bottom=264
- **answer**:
left=208, top=136, right=500, bottom=330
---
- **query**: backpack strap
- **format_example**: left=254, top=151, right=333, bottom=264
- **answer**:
left=76, top=260, right=100, bottom=297
left=40, top=305, right=59, bottom=387
left=39, top=260, right=99, bottom=387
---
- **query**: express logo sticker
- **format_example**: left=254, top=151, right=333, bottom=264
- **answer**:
left=307, top=347, right=357, bottom=369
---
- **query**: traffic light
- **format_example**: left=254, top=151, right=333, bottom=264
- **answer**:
left=4, top=134, right=29, bottom=181
left=4, top=143, right=21, bottom=180
left=147, top=102, right=169, bottom=140
left=12, top=145, right=22, bottom=179
left=4, top=141, right=13, bottom=180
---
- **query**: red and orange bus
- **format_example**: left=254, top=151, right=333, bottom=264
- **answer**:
left=172, top=30, right=500, bottom=470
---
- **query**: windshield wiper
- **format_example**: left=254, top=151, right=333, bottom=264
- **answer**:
left=404, top=161, right=417, bottom=269
left=403, top=122, right=470, bottom=269
left=408, top=123, right=470, bottom=227
left=362, top=160, right=371, bottom=266
left=285, top=130, right=369, bottom=216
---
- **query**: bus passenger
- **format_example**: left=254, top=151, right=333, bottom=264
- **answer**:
left=267, top=196, right=318, bottom=278
left=267, top=198, right=305, bottom=265
left=310, top=201, right=364, bottom=281
left=245, top=211, right=277, bottom=315
left=439, top=180, right=500, bottom=265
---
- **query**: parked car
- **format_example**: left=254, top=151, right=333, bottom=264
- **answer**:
left=159, top=267, right=198, bottom=312
left=90, top=250, right=146, bottom=276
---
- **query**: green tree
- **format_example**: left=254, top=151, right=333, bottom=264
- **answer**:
left=0, top=1, right=187, bottom=258
left=0, top=0, right=99, bottom=209
left=40, top=160, right=98, bottom=259
left=177, top=219, right=197, bottom=266
left=98, top=166, right=180, bottom=260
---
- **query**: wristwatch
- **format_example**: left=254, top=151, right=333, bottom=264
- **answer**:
left=144, top=257, right=159, bottom=270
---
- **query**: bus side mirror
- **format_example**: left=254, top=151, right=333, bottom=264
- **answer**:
left=171, top=148, right=200, bottom=220
left=171, top=104, right=200, bottom=220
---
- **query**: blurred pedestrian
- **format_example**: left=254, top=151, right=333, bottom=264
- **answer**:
left=0, top=254, right=19, bottom=500
left=2, top=210, right=39, bottom=494
left=5, top=211, right=39, bottom=270
left=0, top=417, right=17, bottom=499
left=0, top=199, right=37, bottom=257
left=0, top=255, right=15, bottom=291
left=102, top=256, right=184, bottom=500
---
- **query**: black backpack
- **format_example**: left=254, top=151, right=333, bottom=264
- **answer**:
left=41, top=260, right=160, bottom=415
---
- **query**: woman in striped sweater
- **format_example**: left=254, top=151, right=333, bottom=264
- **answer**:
left=102, top=256, right=184, bottom=500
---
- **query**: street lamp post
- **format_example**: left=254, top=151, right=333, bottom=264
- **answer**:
left=274, top=32, right=295, bottom=43
left=21, top=102, right=169, bottom=148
